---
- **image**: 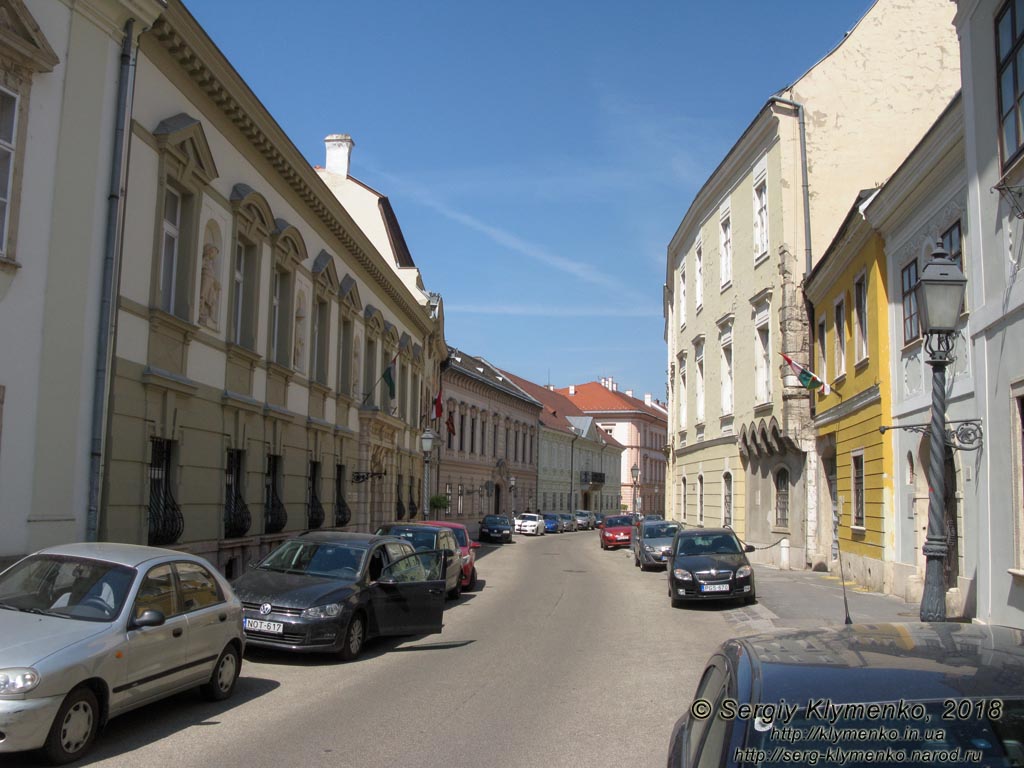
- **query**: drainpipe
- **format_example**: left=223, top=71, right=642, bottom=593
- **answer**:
left=86, top=19, right=138, bottom=541
left=569, top=428, right=580, bottom=511
left=770, top=96, right=812, bottom=276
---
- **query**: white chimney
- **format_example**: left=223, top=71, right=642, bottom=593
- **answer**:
left=569, top=385, right=576, bottom=396
left=644, top=394, right=652, bottom=406
left=324, top=134, right=355, bottom=177
left=625, top=389, right=633, bottom=398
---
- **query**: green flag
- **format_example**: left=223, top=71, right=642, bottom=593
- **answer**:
left=382, top=354, right=397, bottom=399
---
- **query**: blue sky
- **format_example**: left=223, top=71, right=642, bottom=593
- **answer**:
left=185, top=0, right=874, bottom=401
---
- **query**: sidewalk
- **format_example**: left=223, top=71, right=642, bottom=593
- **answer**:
left=725, top=565, right=921, bottom=636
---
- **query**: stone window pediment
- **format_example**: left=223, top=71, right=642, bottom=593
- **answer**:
left=154, top=113, right=219, bottom=188
left=271, top=218, right=307, bottom=268
left=0, top=0, right=59, bottom=74
left=230, top=184, right=274, bottom=240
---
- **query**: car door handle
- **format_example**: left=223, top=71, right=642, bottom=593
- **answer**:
left=172, top=627, right=183, bottom=638
left=428, top=588, right=444, bottom=596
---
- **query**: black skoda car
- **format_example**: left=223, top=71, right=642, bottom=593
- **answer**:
left=668, top=622, right=1024, bottom=767
left=667, top=528, right=755, bottom=606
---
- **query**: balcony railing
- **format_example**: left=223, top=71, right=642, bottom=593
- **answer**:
left=580, top=471, right=606, bottom=486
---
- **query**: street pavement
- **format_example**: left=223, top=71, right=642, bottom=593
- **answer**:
left=7, top=529, right=925, bottom=768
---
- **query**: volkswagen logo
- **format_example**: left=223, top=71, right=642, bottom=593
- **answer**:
left=259, top=603, right=272, bottom=615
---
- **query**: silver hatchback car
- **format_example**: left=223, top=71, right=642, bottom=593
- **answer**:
left=0, top=543, right=244, bottom=764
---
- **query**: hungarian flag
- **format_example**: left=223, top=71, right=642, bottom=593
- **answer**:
left=382, top=353, right=398, bottom=399
left=446, top=409, right=456, bottom=436
left=782, top=353, right=829, bottom=395
left=433, top=387, right=443, bottom=419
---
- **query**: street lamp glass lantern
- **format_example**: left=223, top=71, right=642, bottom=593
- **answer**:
left=631, top=464, right=640, bottom=483
left=420, top=429, right=435, bottom=454
left=915, top=241, right=967, bottom=335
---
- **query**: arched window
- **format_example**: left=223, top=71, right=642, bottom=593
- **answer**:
left=775, top=468, right=790, bottom=527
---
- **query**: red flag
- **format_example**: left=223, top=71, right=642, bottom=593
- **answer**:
left=446, top=409, right=456, bottom=436
left=434, top=387, right=443, bottom=419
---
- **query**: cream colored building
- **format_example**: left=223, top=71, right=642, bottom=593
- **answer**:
left=664, top=0, right=961, bottom=569
left=0, top=0, right=164, bottom=567
left=91, top=0, right=446, bottom=577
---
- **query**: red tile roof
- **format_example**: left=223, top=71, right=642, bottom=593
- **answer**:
left=554, top=381, right=667, bottom=422
left=501, top=371, right=624, bottom=448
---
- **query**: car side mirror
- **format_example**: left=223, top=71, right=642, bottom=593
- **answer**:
left=745, top=544, right=755, bottom=553
left=470, top=541, right=481, bottom=549
left=131, top=609, right=166, bottom=629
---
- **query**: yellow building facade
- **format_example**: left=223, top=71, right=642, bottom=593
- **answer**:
left=804, top=194, right=894, bottom=591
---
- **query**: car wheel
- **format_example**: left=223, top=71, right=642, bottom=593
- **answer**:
left=467, top=566, right=478, bottom=591
left=201, top=643, right=241, bottom=701
left=448, top=573, right=462, bottom=600
left=44, top=686, right=99, bottom=765
left=339, top=611, right=366, bottom=661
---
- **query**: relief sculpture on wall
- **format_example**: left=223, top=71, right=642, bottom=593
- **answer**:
left=293, top=291, right=307, bottom=371
left=198, top=221, right=222, bottom=330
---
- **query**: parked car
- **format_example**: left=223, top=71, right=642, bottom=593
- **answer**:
left=667, top=527, right=755, bottom=606
left=374, top=524, right=464, bottom=598
left=542, top=513, right=561, bottom=533
left=667, top=622, right=1024, bottom=767
left=600, top=514, right=634, bottom=549
left=479, top=515, right=513, bottom=543
left=421, top=520, right=480, bottom=590
left=515, top=512, right=545, bottom=536
left=574, top=510, right=595, bottom=530
left=557, top=512, right=578, bottom=532
left=633, top=519, right=681, bottom=570
left=0, top=543, right=244, bottom=764
left=232, top=531, right=446, bottom=661
left=593, top=512, right=606, bottom=528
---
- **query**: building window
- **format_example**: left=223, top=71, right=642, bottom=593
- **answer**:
left=941, top=220, right=967, bottom=313
left=854, top=273, right=868, bottom=362
left=698, top=475, right=705, bottom=524
left=363, top=336, right=378, bottom=406
left=269, top=269, right=294, bottom=367
left=753, top=180, right=768, bottom=259
left=997, top=0, right=1024, bottom=164
left=148, top=438, right=183, bottom=546
left=338, top=316, right=354, bottom=396
left=470, top=416, right=477, bottom=454
left=679, top=268, right=687, bottom=328
left=723, top=472, right=733, bottom=527
left=678, top=356, right=687, bottom=431
left=817, top=317, right=828, bottom=383
left=755, top=309, right=771, bottom=404
left=159, top=187, right=184, bottom=316
left=719, top=215, right=732, bottom=287
left=224, top=449, right=251, bottom=539
left=311, top=298, right=329, bottom=385
left=0, top=88, right=17, bottom=258
left=695, top=243, right=703, bottom=308
left=335, top=464, right=351, bottom=526
left=695, top=340, right=705, bottom=423
left=493, top=423, right=499, bottom=457
left=264, top=454, right=287, bottom=534
left=307, top=461, right=324, bottom=529
left=231, top=240, right=257, bottom=348
left=457, top=484, right=464, bottom=516
left=901, top=260, right=919, bottom=344
left=852, top=453, right=865, bottom=528
left=775, top=468, right=790, bottom=528
left=834, top=298, right=847, bottom=377
left=1017, top=396, right=1024, bottom=568
left=459, top=414, right=466, bottom=451
left=720, top=325, right=733, bottom=416
left=445, top=483, right=453, bottom=517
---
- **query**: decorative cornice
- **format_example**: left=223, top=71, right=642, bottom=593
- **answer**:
left=813, top=384, right=881, bottom=429
left=148, top=5, right=431, bottom=337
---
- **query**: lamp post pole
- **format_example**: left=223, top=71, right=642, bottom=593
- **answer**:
left=420, top=429, right=435, bottom=522
left=631, top=463, right=640, bottom=515
left=913, top=240, right=967, bottom=623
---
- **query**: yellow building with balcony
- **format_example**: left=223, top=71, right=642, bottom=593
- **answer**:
left=804, top=190, right=894, bottom=592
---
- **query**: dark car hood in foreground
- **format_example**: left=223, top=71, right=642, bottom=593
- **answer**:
left=671, top=552, right=748, bottom=573
left=232, top=569, right=357, bottom=608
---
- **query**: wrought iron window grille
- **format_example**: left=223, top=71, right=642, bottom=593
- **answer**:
left=264, top=456, right=287, bottom=534
left=148, top=438, right=184, bottom=546
left=224, top=450, right=251, bottom=539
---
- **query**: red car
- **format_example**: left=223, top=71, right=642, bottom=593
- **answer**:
left=422, top=520, right=479, bottom=590
left=600, top=514, right=634, bottom=550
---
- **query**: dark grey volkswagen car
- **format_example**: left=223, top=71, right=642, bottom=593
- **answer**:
left=231, top=532, right=446, bottom=660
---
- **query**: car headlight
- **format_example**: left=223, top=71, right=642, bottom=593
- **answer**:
left=644, top=545, right=654, bottom=552
left=0, top=668, right=40, bottom=694
left=736, top=565, right=752, bottom=578
left=302, top=603, right=342, bottom=619
left=673, top=568, right=694, bottom=582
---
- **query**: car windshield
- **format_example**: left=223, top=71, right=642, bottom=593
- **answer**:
left=257, top=541, right=365, bottom=578
left=605, top=516, right=632, bottom=527
left=644, top=523, right=679, bottom=539
left=521, top=514, right=539, bottom=521
left=676, top=534, right=741, bottom=556
left=544, top=514, right=558, bottom=520
left=747, top=700, right=1024, bottom=767
left=0, top=554, right=136, bottom=622
left=484, top=516, right=510, bottom=526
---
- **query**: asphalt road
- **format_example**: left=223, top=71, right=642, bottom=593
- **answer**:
left=10, top=530, right=920, bottom=768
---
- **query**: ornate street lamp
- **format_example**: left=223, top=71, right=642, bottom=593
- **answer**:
left=914, top=240, right=967, bottom=623
left=509, top=475, right=517, bottom=517
left=420, top=429, right=435, bottom=520
left=631, top=463, right=640, bottom=514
